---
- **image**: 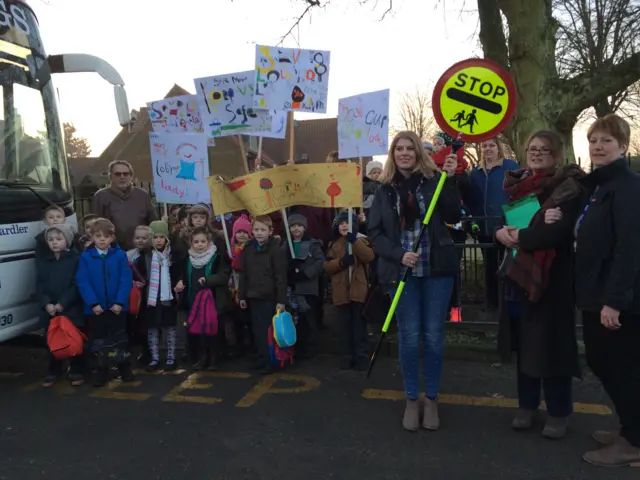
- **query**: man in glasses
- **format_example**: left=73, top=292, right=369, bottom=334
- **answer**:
left=91, top=160, right=157, bottom=250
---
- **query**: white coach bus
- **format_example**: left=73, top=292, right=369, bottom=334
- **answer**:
left=0, top=0, right=131, bottom=341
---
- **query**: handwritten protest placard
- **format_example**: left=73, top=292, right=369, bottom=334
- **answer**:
left=150, top=132, right=211, bottom=204
left=243, top=110, right=288, bottom=139
left=147, top=95, right=204, bottom=134
left=195, top=70, right=271, bottom=138
left=207, top=162, right=361, bottom=216
left=254, top=45, right=331, bottom=113
left=338, top=89, right=390, bottom=158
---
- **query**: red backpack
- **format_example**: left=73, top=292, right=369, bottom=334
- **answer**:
left=186, top=289, right=218, bottom=336
left=47, top=316, right=87, bottom=360
left=268, top=325, right=294, bottom=369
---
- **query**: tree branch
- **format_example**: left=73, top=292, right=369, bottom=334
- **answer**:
left=477, top=0, right=508, bottom=68
left=561, top=51, right=640, bottom=117
left=359, top=0, right=393, bottom=20
left=278, top=0, right=321, bottom=46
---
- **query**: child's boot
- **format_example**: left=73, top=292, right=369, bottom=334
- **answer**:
left=92, top=367, right=109, bottom=388
left=42, top=358, right=61, bottom=387
left=206, top=344, right=220, bottom=371
left=118, top=361, right=135, bottom=382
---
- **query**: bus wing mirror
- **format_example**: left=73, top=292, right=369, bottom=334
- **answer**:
left=47, top=54, right=132, bottom=127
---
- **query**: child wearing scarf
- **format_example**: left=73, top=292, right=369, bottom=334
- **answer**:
left=137, top=221, right=181, bottom=371
left=175, top=226, right=232, bottom=370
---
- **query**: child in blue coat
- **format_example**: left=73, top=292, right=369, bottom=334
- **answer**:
left=76, top=217, right=134, bottom=387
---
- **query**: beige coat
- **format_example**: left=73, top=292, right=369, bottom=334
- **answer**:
left=324, top=236, right=375, bottom=306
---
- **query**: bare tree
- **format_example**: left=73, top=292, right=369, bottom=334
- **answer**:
left=555, top=0, right=640, bottom=121
left=394, top=88, right=436, bottom=140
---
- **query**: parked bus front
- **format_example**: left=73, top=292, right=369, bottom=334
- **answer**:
left=0, top=0, right=131, bottom=341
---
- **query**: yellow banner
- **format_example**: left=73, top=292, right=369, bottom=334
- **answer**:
left=207, top=163, right=363, bottom=216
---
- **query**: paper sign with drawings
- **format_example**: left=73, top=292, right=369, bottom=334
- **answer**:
left=253, top=45, right=331, bottom=113
left=147, top=94, right=204, bottom=134
left=338, top=89, right=390, bottom=158
left=207, top=163, right=362, bottom=216
left=194, top=70, right=272, bottom=138
left=150, top=132, right=211, bottom=204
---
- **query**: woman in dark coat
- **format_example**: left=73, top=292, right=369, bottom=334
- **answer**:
left=545, top=114, right=640, bottom=467
left=494, top=130, right=585, bottom=440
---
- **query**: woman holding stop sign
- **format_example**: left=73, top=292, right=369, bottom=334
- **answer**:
left=368, top=131, right=460, bottom=431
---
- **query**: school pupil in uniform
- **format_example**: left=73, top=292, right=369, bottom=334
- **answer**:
left=238, top=215, right=288, bottom=374
left=75, top=218, right=134, bottom=387
left=79, top=213, right=98, bottom=250
left=175, top=226, right=232, bottom=370
left=127, top=225, right=152, bottom=363
left=37, top=224, right=86, bottom=387
left=136, top=221, right=181, bottom=371
left=284, top=213, right=324, bottom=359
left=324, top=211, right=375, bottom=370
left=35, top=205, right=83, bottom=259
left=229, top=214, right=254, bottom=357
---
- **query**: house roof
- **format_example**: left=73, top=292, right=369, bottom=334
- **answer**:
left=261, top=117, right=372, bottom=165
left=67, top=156, right=99, bottom=187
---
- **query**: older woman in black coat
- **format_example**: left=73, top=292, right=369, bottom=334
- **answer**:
left=545, top=114, right=640, bottom=468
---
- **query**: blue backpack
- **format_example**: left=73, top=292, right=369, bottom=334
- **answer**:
left=272, top=309, right=296, bottom=348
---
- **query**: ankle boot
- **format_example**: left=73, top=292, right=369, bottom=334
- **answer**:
left=423, top=397, right=440, bottom=431
left=511, top=408, right=535, bottom=430
left=542, top=416, right=569, bottom=440
left=402, top=399, right=420, bottom=432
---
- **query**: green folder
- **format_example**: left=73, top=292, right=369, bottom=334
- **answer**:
left=502, top=194, right=541, bottom=255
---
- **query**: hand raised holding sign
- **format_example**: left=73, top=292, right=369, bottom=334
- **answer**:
left=442, top=154, right=458, bottom=177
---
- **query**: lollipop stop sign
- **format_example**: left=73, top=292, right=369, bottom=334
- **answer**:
left=432, top=58, right=517, bottom=142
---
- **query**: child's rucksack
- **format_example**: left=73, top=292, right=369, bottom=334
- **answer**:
left=268, top=325, right=294, bottom=368
left=187, top=288, right=218, bottom=336
left=272, top=309, right=296, bottom=348
left=47, top=316, right=87, bottom=360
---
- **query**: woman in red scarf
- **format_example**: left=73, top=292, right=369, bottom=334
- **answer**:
left=494, top=130, right=585, bottom=440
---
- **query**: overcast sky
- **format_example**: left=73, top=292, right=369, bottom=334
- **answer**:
left=33, top=0, right=591, bottom=163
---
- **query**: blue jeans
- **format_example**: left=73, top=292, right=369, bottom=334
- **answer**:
left=390, top=275, right=454, bottom=400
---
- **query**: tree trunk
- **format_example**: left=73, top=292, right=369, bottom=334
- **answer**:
left=498, top=1, right=579, bottom=162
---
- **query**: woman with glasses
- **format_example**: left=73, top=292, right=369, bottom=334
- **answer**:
left=494, top=131, right=586, bottom=439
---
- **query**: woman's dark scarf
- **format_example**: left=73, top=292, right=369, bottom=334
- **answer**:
left=392, top=171, right=424, bottom=230
left=502, top=164, right=585, bottom=302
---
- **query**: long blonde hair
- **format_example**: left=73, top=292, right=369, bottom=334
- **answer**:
left=378, top=131, right=439, bottom=184
left=479, top=137, right=506, bottom=169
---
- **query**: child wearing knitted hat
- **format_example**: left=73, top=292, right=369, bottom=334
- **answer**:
left=37, top=223, right=85, bottom=388
left=363, top=160, right=383, bottom=218
left=137, top=220, right=182, bottom=371
left=228, top=214, right=253, bottom=357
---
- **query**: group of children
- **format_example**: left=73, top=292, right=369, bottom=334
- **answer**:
left=35, top=197, right=379, bottom=387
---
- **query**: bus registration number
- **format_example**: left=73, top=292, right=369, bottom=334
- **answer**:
left=0, top=313, right=13, bottom=327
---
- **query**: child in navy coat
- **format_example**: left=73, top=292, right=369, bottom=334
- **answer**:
left=76, top=217, right=134, bottom=387
left=36, top=223, right=85, bottom=387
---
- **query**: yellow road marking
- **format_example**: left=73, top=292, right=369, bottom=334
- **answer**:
left=133, top=368, right=188, bottom=376
left=162, top=371, right=252, bottom=405
left=361, top=389, right=613, bottom=416
left=0, top=372, right=23, bottom=378
left=22, top=380, right=76, bottom=395
left=236, top=374, right=320, bottom=408
left=89, top=380, right=152, bottom=401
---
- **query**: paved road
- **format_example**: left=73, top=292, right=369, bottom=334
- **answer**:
left=0, top=345, right=635, bottom=479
